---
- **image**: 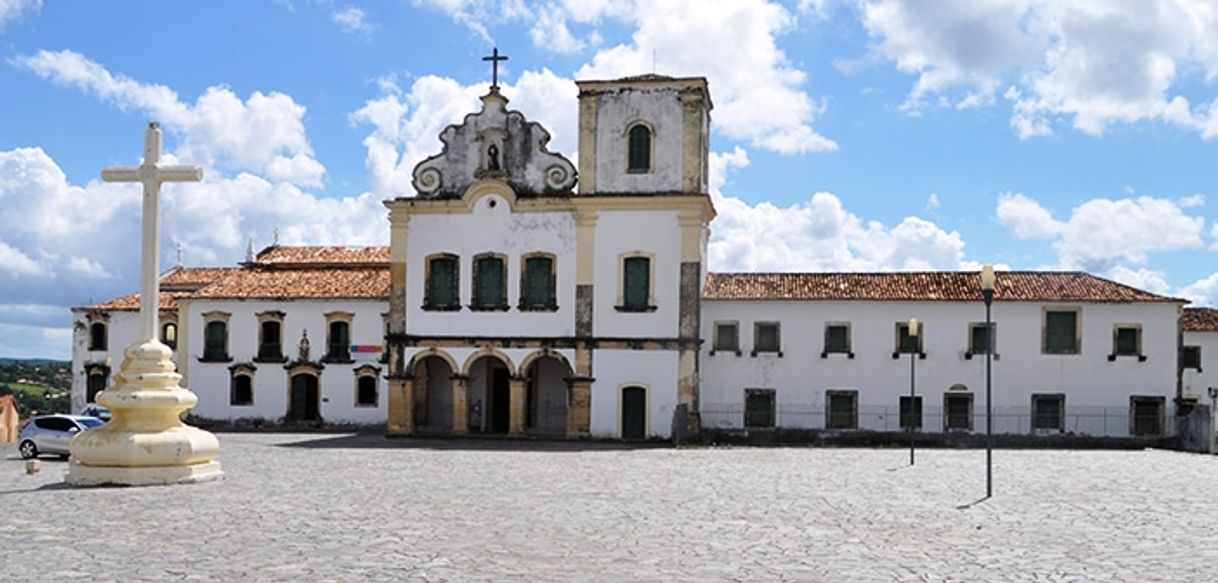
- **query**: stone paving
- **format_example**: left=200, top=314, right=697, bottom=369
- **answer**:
left=3, top=434, right=1218, bottom=582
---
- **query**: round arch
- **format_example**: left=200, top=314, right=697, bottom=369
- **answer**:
left=461, top=347, right=517, bottom=377
left=518, top=349, right=573, bottom=377
left=408, top=347, right=461, bottom=376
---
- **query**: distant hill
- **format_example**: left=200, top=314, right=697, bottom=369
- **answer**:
left=0, top=358, right=70, bottom=366
left=0, top=359, right=71, bottom=415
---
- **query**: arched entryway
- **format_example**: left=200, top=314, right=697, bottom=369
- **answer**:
left=621, top=385, right=647, bottom=440
left=522, top=353, right=570, bottom=436
left=287, top=373, right=320, bottom=422
left=413, top=354, right=455, bottom=432
left=468, top=355, right=511, bottom=434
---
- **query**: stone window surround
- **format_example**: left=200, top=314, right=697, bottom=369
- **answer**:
left=892, top=322, right=927, bottom=359
left=199, top=310, right=232, bottom=363
left=470, top=252, right=510, bottom=311
left=254, top=310, right=287, bottom=363
left=825, top=389, right=859, bottom=430
left=1108, top=323, right=1147, bottom=362
left=743, top=388, right=776, bottom=429
left=615, top=251, right=658, bottom=312
left=964, top=322, right=999, bottom=360
left=86, top=312, right=110, bottom=352
left=1130, top=395, right=1166, bottom=436
left=710, top=320, right=741, bottom=356
left=353, top=365, right=380, bottom=408
left=617, top=383, right=650, bottom=438
left=229, top=363, right=256, bottom=407
left=1042, top=306, right=1082, bottom=356
left=84, top=362, right=110, bottom=404
left=518, top=252, right=558, bottom=312
left=422, top=252, right=461, bottom=311
left=1031, top=392, right=1066, bottom=433
left=1182, top=345, right=1202, bottom=372
left=943, top=390, right=974, bottom=432
left=160, top=314, right=179, bottom=349
left=821, top=322, right=854, bottom=359
left=623, top=119, right=655, bottom=174
left=323, top=311, right=355, bottom=363
left=751, top=321, right=783, bottom=357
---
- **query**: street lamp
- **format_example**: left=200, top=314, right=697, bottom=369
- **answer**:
left=980, top=265, right=997, bottom=498
left=908, top=317, right=919, bottom=466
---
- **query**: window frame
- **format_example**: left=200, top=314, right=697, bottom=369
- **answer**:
left=1042, top=307, right=1081, bottom=355
left=229, top=364, right=255, bottom=407
left=255, top=311, right=286, bottom=363
left=943, top=391, right=974, bottom=432
left=965, top=322, right=997, bottom=359
left=625, top=121, right=654, bottom=174
left=825, top=390, right=859, bottom=430
left=743, top=388, right=776, bottom=429
left=88, top=320, right=108, bottom=352
left=323, top=311, right=354, bottom=363
left=1109, top=324, right=1146, bottom=361
left=161, top=321, right=178, bottom=350
left=518, top=252, right=558, bottom=311
left=1031, top=393, right=1065, bottom=432
left=752, top=321, right=782, bottom=357
left=354, top=365, right=380, bottom=408
left=471, top=252, right=509, bottom=311
left=899, top=395, right=923, bottom=430
left=893, top=322, right=926, bottom=359
left=711, top=321, right=741, bottom=355
left=1182, top=345, right=1202, bottom=372
left=200, top=311, right=232, bottom=362
left=1130, top=395, right=1165, bottom=436
left=615, top=252, right=657, bottom=312
left=423, top=253, right=461, bottom=311
left=822, top=322, right=853, bottom=358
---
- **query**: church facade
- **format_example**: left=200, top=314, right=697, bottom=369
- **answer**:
left=71, top=74, right=1214, bottom=442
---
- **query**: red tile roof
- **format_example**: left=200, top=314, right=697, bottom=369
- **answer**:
left=92, top=267, right=237, bottom=311
left=191, top=267, right=388, bottom=300
left=252, top=246, right=388, bottom=267
left=1182, top=307, right=1218, bottom=332
left=704, top=272, right=1185, bottom=303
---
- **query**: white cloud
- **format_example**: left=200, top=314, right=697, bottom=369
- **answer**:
left=859, top=0, right=1218, bottom=139
left=12, top=50, right=326, bottom=187
left=924, top=193, right=940, bottom=210
left=1211, top=222, right=1218, bottom=251
left=1178, top=194, right=1206, bottom=208
left=0, top=240, right=45, bottom=276
left=1180, top=272, right=1218, bottom=307
left=996, top=192, right=1063, bottom=239
left=0, top=0, right=40, bottom=31
left=0, top=322, right=71, bottom=360
left=1102, top=265, right=1172, bottom=296
left=332, top=6, right=372, bottom=34
left=66, top=257, right=113, bottom=279
left=996, top=191, right=1205, bottom=273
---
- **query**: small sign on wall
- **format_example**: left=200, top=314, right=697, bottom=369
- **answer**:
left=351, top=345, right=383, bottom=360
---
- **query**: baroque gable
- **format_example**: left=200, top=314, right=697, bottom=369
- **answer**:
left=411, top=90, right=577, bottom=198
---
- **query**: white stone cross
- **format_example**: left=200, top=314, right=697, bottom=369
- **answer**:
left=102, top=122, right=203, bottom=343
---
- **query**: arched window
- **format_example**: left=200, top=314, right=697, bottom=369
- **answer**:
left=627, top=124, right=651, bottom=172
left=89, top=322, right=107, bottom=351
left=520, top=254, right=556, bottom=310
left=258, top=320, right=283, bottom=360
left=425, top=254, right=460, bottom=310
left=161, top=322, right=177, bottom=349
left=230, top=373, right=254, bottom=406
left=204, top=321, right=228, bottom=361
left=473, top=254, right=507, bottom=310
left=356, top=375, right=378, bottom=407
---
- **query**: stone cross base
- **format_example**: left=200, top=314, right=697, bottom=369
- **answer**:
left=66, top=459, right=223, bottom=487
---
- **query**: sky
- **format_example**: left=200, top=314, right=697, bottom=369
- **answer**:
left=2, top=0, right=1218, bottom=360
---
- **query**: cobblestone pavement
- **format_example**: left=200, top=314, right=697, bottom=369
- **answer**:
left=3, top=434, right=1218, bottom=582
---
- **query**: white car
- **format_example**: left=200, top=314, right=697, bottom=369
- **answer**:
left=16, top=415, right=106, bottom=459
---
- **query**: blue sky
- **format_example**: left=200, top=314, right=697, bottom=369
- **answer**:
left=2, top=0, right=1218, bottom=359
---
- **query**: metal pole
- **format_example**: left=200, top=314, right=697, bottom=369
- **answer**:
left=985, top=291, right=994, bottom=498
left=910, top=339, right=916, bottom=466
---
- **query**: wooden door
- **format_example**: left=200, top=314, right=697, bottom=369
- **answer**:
left=621, top=386, right=646, bottom=440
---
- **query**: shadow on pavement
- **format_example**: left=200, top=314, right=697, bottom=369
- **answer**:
left=272, top=432, right=672, bottom=452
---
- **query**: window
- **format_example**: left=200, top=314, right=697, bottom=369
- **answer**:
left=203, top=320, right=228, bottom=361
left=472, top=254, right=507, bottom=310
left=230, top=371, right=253, bottom=406
left=895, top=322, right=924, bottom=356
left=627, top=123, right=651, bottom=172
left=823, top=323, right=851, bottom=356
left=944, top=392, right=973, bottom=431
left=744, top=389, right=775, bottom=428
left=85, top=367, right=108, bottom=404
left=327, top=321, right=351, bottom=362
left=356, top=375, right=378, bottom=407
left=1130, top=396, right=1165, bottom=436
left=520, top=255, right=556, bottom=310
left=1043, top=309, right=1079, bottom=354
left=1110, top=325, right=1143, bottom=360
left=161, top=322, right=178, bottom=350
left=256, top=313, right=284, bottom=362
left=967, top=323, right=996, bottom=357
left=753, top=322, right=781, bottom=355
left=1183, top=346, right=1202, bottom=371
left=620, top=255, right=653, bottom=311
left=89, top=322, right=107, bottom=351
left=1031, top=393, right=1064, bottom=432
left=899, top=395, right=922, bottom=430
left=425, top=254, right=460, bottom=310
left=826, top=390, right=858, bottom=429
left=713, top=322, right=739, bottom=354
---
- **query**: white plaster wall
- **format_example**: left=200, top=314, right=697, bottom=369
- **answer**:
left=70, top=310, right=145, bottom=413
left=183, top=299, right=388, bottom=424
left=593, top=209, right=682, bottom=338
left=1183, top=331, right=1218, bottom=400
left=700, top=300, right=1180, bottom=437
left=404, top=195, right=577, bottom=338
left=590, top=349, right=679, bottom=439
left=592, top=88, right=684, bottom=193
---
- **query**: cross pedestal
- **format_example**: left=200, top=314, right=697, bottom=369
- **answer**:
left=67, top=122, right=222, bottom=487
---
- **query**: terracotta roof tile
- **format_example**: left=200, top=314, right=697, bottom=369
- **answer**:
left=1182, top=307, right=1218, bottom=332
left=91, top=267, right=237, bottom=311
left=252, top=246, right=388, bottom=267
left=704, top=271, right=1184, bottom=303
left=191, top=267, right=388, bottom=300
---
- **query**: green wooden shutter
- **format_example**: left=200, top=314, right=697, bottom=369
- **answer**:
left=1046, top=311, right=1076, bottom=353
left=476, top=257, right=504, bottom=308
left=205, top=321, right=226, bottom=359
left=429, top=258, right=456, bottom=308
left=623, top=257, right=649, bottom=309
left=628, top=125, right=650, bottom=171
left=329, top=321, right=350, bottom=359
left=715, top=323, right=737, bottom=351
left=524, top=257, right=552, bottom=308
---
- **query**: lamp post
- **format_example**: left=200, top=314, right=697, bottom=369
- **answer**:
left=908, top=317, right=919, bottom=466
left=980, top=265, right=996, bottom=498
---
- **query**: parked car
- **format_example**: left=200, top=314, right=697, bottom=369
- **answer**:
left=81, top=404, right=111, bottom=421
left=17, top=415, right=106, bottom=459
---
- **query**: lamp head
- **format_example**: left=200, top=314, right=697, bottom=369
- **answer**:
left=909, top=318, right=919, bottom=336
left=980, top=264, right=996, bottom=292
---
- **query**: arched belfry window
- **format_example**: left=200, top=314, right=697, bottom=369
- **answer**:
left=89, top=322, right=108, bottom=351
left=627, top=123, right=652, bottom=173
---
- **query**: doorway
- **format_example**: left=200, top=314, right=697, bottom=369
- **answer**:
left=288, top=373, right=320, bottom=422
left=621, top=386, right=647, bottom=440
